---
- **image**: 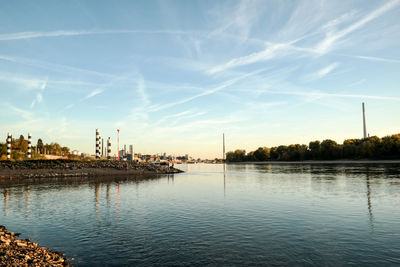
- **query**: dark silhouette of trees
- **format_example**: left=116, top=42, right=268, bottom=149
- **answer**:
left=226, top=133, right=400, bottom=162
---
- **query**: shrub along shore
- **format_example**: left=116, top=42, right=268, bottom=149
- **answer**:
left=0, top=159, right=183, bottom=180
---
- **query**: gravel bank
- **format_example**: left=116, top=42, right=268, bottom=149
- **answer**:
left=0, top=159, right=183, bottom=180
left=0, top=225, right=70, bottom=266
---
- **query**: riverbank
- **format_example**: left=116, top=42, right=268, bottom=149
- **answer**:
left=0, top=225, right=70, bottom=266
left=228, top=159, right=400, bottom=164
left=0, top=159, right=183, bottom=180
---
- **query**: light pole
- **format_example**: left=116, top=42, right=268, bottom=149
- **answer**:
left=117, top=129, right=120, bottom=161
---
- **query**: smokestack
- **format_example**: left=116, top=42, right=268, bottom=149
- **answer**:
left=223, top=133, right=225, bottom=161
left=362, top=102, right=367, bottom=139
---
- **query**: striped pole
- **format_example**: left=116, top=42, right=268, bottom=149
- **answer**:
left=99, top=133, right=101, bottom=158
left=96, top=129, right=100, bottom=159
left=27, top=133, right=32, bottom=159
left=107, top=137, right=111, bottom=160
left=6, top=133, right=11, bottom=160
left=101, top=138, right=104, bottom=158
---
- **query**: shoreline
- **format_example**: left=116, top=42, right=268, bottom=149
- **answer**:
left=227, top=159, right=400, bottom=164
left=0, top=225, right=70, bottom=266
left=0, top=159, right=183, bottom=180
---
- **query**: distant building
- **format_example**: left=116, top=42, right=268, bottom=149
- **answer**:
left=129, top=145, right=133, bottom=157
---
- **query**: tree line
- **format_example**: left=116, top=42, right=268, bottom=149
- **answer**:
left=226, top=134, right=400, bottom=162
left=0, top=135, right=70, bottom=160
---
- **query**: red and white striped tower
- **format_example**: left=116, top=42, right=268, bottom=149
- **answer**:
left=117, top=129, right=120, bottom=161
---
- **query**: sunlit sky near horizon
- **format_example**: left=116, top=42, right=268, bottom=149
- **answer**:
left=1, top=0, right=400, bottom=159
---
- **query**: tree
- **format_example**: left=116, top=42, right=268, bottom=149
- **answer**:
left=253, top=147, right=270, bottom=161
left=320, top=139, right=341, bottom=160
left=309, top=141, right=321, bottom=159
left=226, top=149, right=246, bottom=162
left=61, top=146, right=70, bottom=156
left=37, top=139, right=44, bottom=154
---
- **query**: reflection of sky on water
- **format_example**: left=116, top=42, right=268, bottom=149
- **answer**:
left=0, top=164, right=400, bottom=265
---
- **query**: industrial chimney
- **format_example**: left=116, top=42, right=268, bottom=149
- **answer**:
left=362, top=102, right=367, bottom=139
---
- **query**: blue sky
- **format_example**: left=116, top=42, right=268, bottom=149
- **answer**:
left=0, top=0, right=399, bottom=159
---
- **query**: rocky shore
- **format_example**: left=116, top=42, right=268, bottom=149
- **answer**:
left=0, top=225, right=70, bottom=266
left=0, top=159, right=183, bottom=180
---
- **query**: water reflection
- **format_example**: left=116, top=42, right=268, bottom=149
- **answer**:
left=106, top=183, right=111, bottom=208
left=3, top=188, right=9, bottom=216
left=25, top=186, right=30, bottom=218
left=223, top=163, right=226, bottom=197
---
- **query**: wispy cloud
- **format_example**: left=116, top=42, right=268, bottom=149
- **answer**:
left=353, top=55, right=400, bottom=64
left=207, top=43, right=289, bottom=74
left=81, top=89, right=103, bottom=101
left=315, top=0, right=400, bottom=54
left=263, top=89, right=400, bottom=102
left=0, top=29, right=198, bottom=41
left=30, top=79, right=47, bottom=108
left=149, top=69, right=265, bottom=112
left=347, top=79, right=366, bottom=87
left=2, top=103, right=33, bottom=120
left=137, top=75, right=150, bottom=106
left=0, top=54, right=116, bottom=79
left=315, top=62, right=340, bottom=78
left=207, top=0, right=265, bottom=41
left=0, top=72, right=48, bottom=91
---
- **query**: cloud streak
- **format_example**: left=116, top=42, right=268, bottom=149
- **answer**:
left=0, top=29, right=197, bottom=41
left=353, top=55, right=400, bottom=64
left=264, top=89, right=400, bottom=102
left=315, top=0, right=400, bottom=53
left=149, top=68, right=265, bottom=112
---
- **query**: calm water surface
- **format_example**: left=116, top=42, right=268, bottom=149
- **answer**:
left=1, top=163, right=400, bottom=266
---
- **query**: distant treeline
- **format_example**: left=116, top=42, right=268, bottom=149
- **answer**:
left=226, top=134, right=400, bottom=162
left=0, top=135, right=70, bottom=160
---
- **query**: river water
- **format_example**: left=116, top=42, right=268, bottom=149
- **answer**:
left=1, top=163, right=400, bottom=266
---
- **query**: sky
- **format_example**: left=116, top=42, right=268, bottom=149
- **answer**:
left=0, top=0, right=400, bottom=159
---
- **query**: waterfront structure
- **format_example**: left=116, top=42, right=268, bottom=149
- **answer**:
left=362, top=102, right=367, bottom=139
left=129, top=145, right=133, bottom=159
left=27, top=133, right=32, bottom=159
left=101, top=138, right=104, bottom=157
left=6, top=133, right=11, bottom=160
left=95, top=129, right=101, bottom=159
left=107, top=137, right=111, bottom=159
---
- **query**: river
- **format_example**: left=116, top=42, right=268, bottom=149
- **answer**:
left=1, top=163, right=399, bottom=266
